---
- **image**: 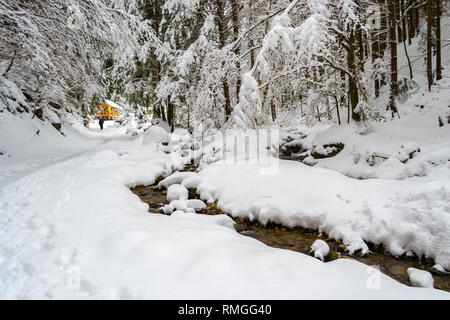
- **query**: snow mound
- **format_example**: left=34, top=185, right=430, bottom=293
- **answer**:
left=143, top=125, right=170, bottom=145
left=310, top=240, right=330, bottom=261
left=407, top=268, right=434, bottom=289
left=192, top=160, right=450, bottom=268
left=159, top=172, right=197, bottom=189
left=167, top=184, right=189, bottom=202
left=163, top=199, right=207, bottom=214
left=182, top=175, right=203, bottom=189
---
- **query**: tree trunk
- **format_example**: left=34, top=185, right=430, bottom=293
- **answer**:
left=408, top=3, right=414, bottom=45
left=357, top=23, right=365, bottom=72
left=148, top=0, right=162, bottom=117
left=334, top=93, right=341, bottom=126
left=270, top=99, right=277, bottom=122
left=372, top=22, right=381, bottom=97
left=347, top=29, right=360, bottom=122
left=160, top=106, right=166, bottom=122
left=396, top=0, right=402, bottom=42
left=167, top=98, right=174, bottom=132
left=216, top=0, right=232, bottom=121
left=398, top=15, right=414, bottom=79
left=388, top=0, right=399, bottom=117
left=427, top=0, right=433, bottom=91
left=231, top=0, right=241, bottom=100
left=401, top=0, right=407, bottom=43
left=415, top=5, right=420, bottom=36
left=436, top=0, right=442, bottom=81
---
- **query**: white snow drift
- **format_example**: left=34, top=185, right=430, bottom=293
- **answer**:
left=1, top=116, right=448, bottom=299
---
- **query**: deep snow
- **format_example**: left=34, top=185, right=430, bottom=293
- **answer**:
left=1, top=113, right=448, bottom=299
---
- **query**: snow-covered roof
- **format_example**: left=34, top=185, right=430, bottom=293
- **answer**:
left=105, top=100, right=124, bottom=110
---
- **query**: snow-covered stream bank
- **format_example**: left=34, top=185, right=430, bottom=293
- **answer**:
left=132, top=172, right=450, bottom=292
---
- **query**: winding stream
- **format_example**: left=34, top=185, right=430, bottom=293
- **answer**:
left=131, top=164, right=450, bottom=292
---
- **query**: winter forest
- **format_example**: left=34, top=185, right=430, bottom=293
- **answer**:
left=1, top=0, right=448, bottom=129
left=1, top=0, right=450, bottom=300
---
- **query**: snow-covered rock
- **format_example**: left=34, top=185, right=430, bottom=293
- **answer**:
left=163, top=199, right=207, bottom=214
left=303, top=156, right=318, bottom=166
left=310, top=240, right=330, bottom=261
left=158, top=172, right=196, bottom=189
left=167, top=184, right=189, bottom=202
left=407, top=268, right=434, bottom=288
left=143, top=125, right=170, bottom=145
left=186, top=199, right=207, bottom=212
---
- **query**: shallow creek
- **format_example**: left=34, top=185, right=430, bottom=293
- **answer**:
left=131, top=164, right=450, bottom=292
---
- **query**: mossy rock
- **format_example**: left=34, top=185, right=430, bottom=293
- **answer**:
left=327, top=251, right=340, bottom=262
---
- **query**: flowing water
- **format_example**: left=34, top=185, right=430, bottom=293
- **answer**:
left=131, top=165, right=450, bottom=292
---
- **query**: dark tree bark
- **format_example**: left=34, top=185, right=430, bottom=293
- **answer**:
left=167, top=97, right=174, bottom=132
left=216, top=0, right=232, bottom=121
left=357, top=23, right=365, bottom=72
left=388, top=0, right=399, bottom=117
left=334, top=93, right=341, bottom=126
left=231, top=0, right=241, bottom=100
left=144, top=0, right=162, bottom=117
left=415, top=5, right=420, bottom=36
left=436, top=0, right=442, bottom=81
left=347, top=29, right=360, bottom=122
left=401, top=0, right=407, bottom=43
left=372, top=34, right=381, bottom=97
left=396, top=0, right=402, bottom=42
left=427, top=0, right=433, bottom=91
left=408, top=3, right=414, bottom=45
left=270, top=100, right=277, bottom=122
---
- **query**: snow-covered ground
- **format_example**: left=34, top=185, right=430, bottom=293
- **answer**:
left=0, top=110, right=449, bottom=299
left=1, top=18, right=450, bottom=298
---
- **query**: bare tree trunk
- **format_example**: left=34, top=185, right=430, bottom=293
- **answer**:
left=334, top=92, right=341, bottom=125
left=388, top=0, right=399, bottom=117
left=231, top=0, right=241, bottom=100
left=167, top=97, right=174, bottom=132
left=147, top=0, right=162, bottom=117
left=216, top=0, right=232, bottom=121
left=401, top=0, right=407, bottom=43
left=408, top=3, right=414, bottom=45
left=399, top=19, right=414, bottom=79
left=396, top=0, right=402, bottom=42
left=373, top=39, right=381, bottom=97
left=436, top=0, right=442, bottom=81
left=270, top=99, right=277, bottom=122
left=415, top=4, right=420, bottom=36
left=427, top=0, right=433, bottom=91
left=249, top=0, right=256, bottom=68
left=348, top=29, right=360, bottom=122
